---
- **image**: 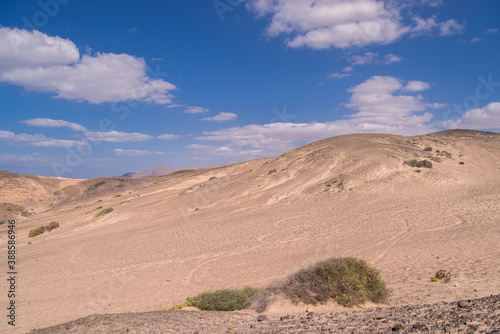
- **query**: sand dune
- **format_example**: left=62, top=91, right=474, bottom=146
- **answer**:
left=1, top=130, right=499, bottom=333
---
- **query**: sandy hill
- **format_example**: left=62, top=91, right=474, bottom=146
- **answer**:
left=0, top=130, right=499, bottom=333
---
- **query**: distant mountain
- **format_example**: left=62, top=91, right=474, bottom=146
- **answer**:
left=121, top=166, right=199, bottom=178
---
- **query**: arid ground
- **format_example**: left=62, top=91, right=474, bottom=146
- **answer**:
left=1, top=130, right=499, bottom=333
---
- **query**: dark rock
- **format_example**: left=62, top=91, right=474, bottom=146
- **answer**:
left=257, top=315, right=268, bottom=322
left=280, top=315, right=290, bottom=321
left=413, top=323, right=427, bottom=330
left=267, top=169, right=277, bottom=175
left=392, top=323, right=404, bottom=331
left=458, top=301, right=470, bottom=308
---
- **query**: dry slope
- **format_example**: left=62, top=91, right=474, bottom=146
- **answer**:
left=0, top=131, right=499, bottom=333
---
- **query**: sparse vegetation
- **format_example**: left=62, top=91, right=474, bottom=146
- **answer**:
left=459, top=161, right=465, bottom=165
left=113, top=194, right=122, bottom=198
left=424, top=147, right=433, bottom=151
left=209, top=176, right=217, bottom=181
left=94, top=207, right=114, bottom=218
left=28, top=221, right=60, bottom=237
left=119, top=200, right=130, bottom=205
left=267, top=169, right=277, bottom=175
left=45, top=221, right=59, bottom=232
left=277, top=257, right=389, bottom=307
left=404, top=159, right=433, bottom=168
left=281, top=167, right=289, bottom=171
left=432, top=270, right=452, bottom=283
left=440, top=151, right=452, bottom=158
left=171, top=257, right=388, bottom=312
left=0, top=221, right=4, bottom=225
left=172, top=287, right=261, bottom=311
left=249, top=175, right=260, bottom=180
left=86, top=206, right=102, bottom=214
left=29, top=226, right=45, bottom=238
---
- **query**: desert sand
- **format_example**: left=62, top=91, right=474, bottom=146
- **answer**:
left=1, top=130, right=499, bottom=333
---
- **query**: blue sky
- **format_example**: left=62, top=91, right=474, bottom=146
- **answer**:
left=0, top=0, right=499, bottom=178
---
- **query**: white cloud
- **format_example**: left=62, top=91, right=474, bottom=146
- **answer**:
left=196, top=76, right=438, bottom=157
left=470, top=37, right=482, bottom=43
left=186, top=143, right=265, bottom=160
left=84, top=130, right=153, bottom=142
left=439, top=19, right=464, bottom=36
left=202, top=112, right=238, bottom=122
left=404, top=80, right=431, bottom=92
left=0, top=153, right=54, bottom=166
left=442, top=102, right=500, bottom=130
left=485, top=28, right=499, bottom=34
left=113, top=149, right=165, bottom=156
left=329, top=72, right=351, bottom=79
left=383, top=54, right=402, bottom=64
left=411, top=16, right=439, bottom=34
left=157, top=133, right=182, bottom=140
left=351, top=52, right=379, bottom=65
left=342, top=66, right=354, bottom=72
left=22, top=118, right=88, bottom=132
left=0, top=27, right=176, bottom=104
left=0, top=130, right=82, bottom=148
left=350, top=52, right=402, bottom=65
left=246, top=0, right=462, bottom=50
left=184, top=106, right=209, bottom=114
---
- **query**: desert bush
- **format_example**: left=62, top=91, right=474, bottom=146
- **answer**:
left=424, top=147, right=433, bottom=151
left=175, top=287, right=261, bottom=311
left=45, top=221, right=59, bottom=232
left=459, top=161, right=465, bottom=165
left=244, top=257, right=389, bottom=311
left=404, top=159, right=432, bottom=168
left=432, top=270, right=452, bottom=282
left=279, top=257, right=389, bottom=307
left=29, top=226, right=45, bottom=238
left=209, top=176, right=217, bottom=181
left=94, top=207, right=114, bottom=218
left=440, top=151, right=452, bottom=158
left=0, top=221, right=4, bottom=225
left=119, top=200, right=130, bottom=205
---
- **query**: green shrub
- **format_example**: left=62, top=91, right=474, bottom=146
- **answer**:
left=29, top=226, right=45, bottom=238
left=119, top=200, right=130, bottom=205
left=459, top=161, right=465, bottom=165
left=94, top=207, right=114, bottom=218
left=209, top=176, right=217, bottom=181
left=424, top=147, right=432, bottom=151
left=278, top=257, right=389, bottom=307
left=175, top=287, right=261, bottom=311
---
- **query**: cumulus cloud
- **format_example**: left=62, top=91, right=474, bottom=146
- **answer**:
left=84, top=131, right=153, bottom=142
left=186, top=144, right=265, bottom=160
left=439, top=19, right=465, bottom=36
left=196, top=76, right=439, bottom=157
left=246, top=0, right=462, bottom=49
left=329, top=72, right=351, bottom=79
left=350, top=52, right=402, bottom=65
left=0, top=27, right=176, bottom=104
left=113, top=149, right=165, bottom=156
left=442, top=102, right=500, bottom=130
left=202, top=112, right=238, bottom=121
left=184, top=106, right=209, bottom=114
left=22, top=118, right=88, bottom=132
left=157, top=133, right=182, bottom=140
left=0, top=130, right=82, bottom=148
left=404, top=80, right=431, bottom=92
